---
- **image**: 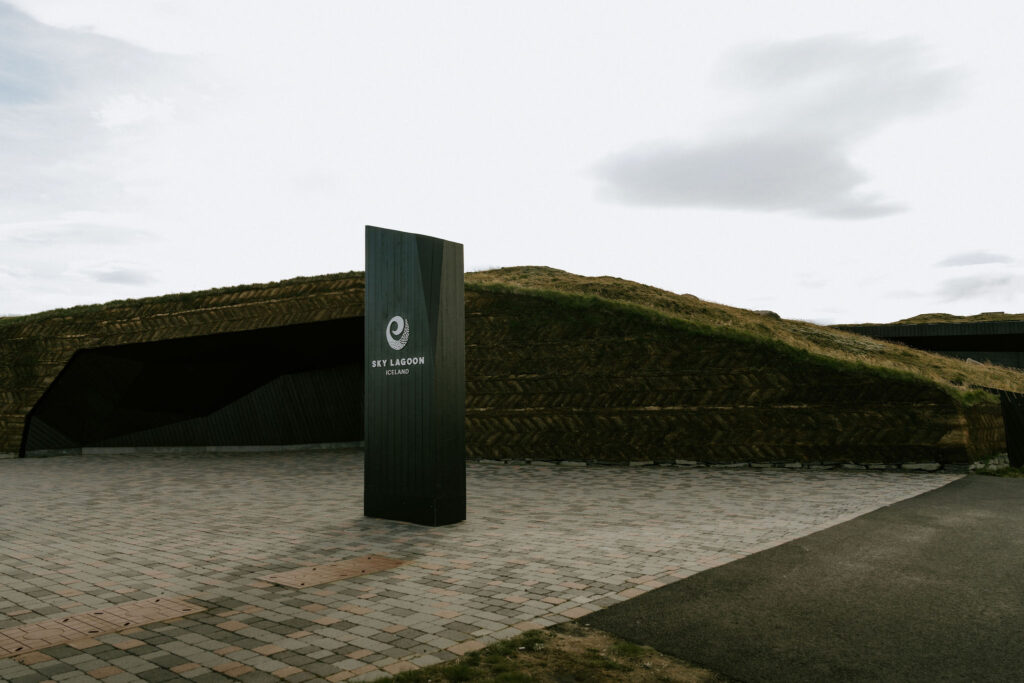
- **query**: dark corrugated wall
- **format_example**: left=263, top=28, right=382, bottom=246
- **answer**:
left=835, top=322, right=1024, bottom=369
left=23, top=317, right=364, bottom=454
left=95, top=365, right=362, bottom=447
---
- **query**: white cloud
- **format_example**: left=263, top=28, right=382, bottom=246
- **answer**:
left=595, top=136, right=901, bottom=219
left=937, top=274, right=1015, bottom=302
left=87, top=266, right=156, bottom=285
left=2, top=217, right=155, bottom=246
left=595, top=35, right=962, bottom=219
left=936, top=251, right=1014, bottom=267
left=0, top=3, right=194, bottom=220
left=95, top=94, right=174, bottom=128
left=0, top=2, right=202, bottom=313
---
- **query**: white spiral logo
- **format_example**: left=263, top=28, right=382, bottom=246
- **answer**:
left=386, top=316, right=410, bottom=350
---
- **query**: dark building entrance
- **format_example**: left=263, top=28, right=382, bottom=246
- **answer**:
left=21, top=317, right=364, bottom=456
left=834, top=321, right=1024, bottom=370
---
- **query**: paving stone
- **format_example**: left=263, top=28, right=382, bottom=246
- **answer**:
left=34, top=661, right=77, bottom=676
left=148, top=653, right=189, bottom=668
left=0, top=451, right=957, bottom=680
left=236, top=672, right=281, bottom=683
left=9, top=674, right=49, bottom=683
left=191, top=673, right=233, bottom=683
left=137, top=669, right=183, bottom=682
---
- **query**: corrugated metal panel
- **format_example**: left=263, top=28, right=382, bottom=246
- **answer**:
left=97, top=364, right=363, bottom=447
left=835, top=322, right=1024, bottom=370
left=836, top=322, right=1024, bottom=338
left=23, top=317, right=364, bottom=453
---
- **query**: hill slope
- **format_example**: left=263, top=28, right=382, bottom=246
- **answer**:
left=466, top=267, right=1024, bottom=401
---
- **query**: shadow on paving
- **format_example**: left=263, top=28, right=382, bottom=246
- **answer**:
left=586, top=476, right=1024, bottom=683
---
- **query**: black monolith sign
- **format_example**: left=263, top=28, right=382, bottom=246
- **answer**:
left=364, top=226, right=465, bottom=526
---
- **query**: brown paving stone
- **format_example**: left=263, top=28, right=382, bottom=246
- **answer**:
left=67, top=637, right=104, bottom=649
left=112, top=638, right=148, bottom=650
left=214, top=645, right=241, bottom=655
left=14, top=650, right=53, bottom=665
left=447, top=640, right=486, bottom=655
left=433, top=610, right=461, bottom=619
left=170, top=662, right=202, bottom=673
left=513, top=621, right=543, bottom=631
left=560, top=582, right=589, bottom=590
left=215, top=662, right=254, bottom=677
left=87, top=665, right=125, bottom=679
left=217, top=620, right=247, bottom=632
left=264, top=556, right=405, bottom=588
left=272, top=665, right=304, bottom=677
left=253, top=644, right=286, bottom=656
left=311, top=616, right=340, bottom=625
left=0, top=597, right=204, bottom=659
left=0, top=632, right=24, bottom=655
left=383, top=661, right=418, bottom=674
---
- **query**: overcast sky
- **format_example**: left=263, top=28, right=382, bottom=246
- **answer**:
left=1, top=1, right=1021, bottom=323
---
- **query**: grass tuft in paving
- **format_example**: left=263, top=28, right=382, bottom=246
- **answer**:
left=393, top=623, right=731, bottom=682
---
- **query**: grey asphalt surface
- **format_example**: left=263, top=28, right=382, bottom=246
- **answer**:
left=586, top=475, right=1024, bottom=683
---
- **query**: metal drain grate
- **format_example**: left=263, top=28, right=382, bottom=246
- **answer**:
left=264, top=555, right=405, bottom=588
left=0, top=596, right=204, bottom=658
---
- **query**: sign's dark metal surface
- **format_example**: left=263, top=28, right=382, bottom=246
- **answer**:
left=364, top=226, right=465, bottom=526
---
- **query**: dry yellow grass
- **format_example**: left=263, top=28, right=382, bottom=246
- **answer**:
left=466, top=266, right=1024, bottom=400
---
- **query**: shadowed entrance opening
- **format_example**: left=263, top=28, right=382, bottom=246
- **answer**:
left=21, top=317, right=364, bottom=456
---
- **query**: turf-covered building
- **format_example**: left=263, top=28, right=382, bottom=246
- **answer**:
left=834, top=319, right=1024, bottom=370
left=2, top=268, right=1022, bottom=468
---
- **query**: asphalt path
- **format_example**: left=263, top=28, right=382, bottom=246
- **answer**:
left=586, top=475, right=1024, bottom=683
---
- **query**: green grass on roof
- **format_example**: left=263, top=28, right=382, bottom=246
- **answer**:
left=0, top=271, right=365, bottom=328
left=465, top=267, right=1024, bottom=402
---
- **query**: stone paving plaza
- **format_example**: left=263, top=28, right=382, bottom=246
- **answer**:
left=0, top=449, right=959, bottom=682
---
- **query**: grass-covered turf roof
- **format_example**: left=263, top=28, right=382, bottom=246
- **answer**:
left=4, top=266, right=1024, bottom=403
left=464, top=267, right=1024, bottom=403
